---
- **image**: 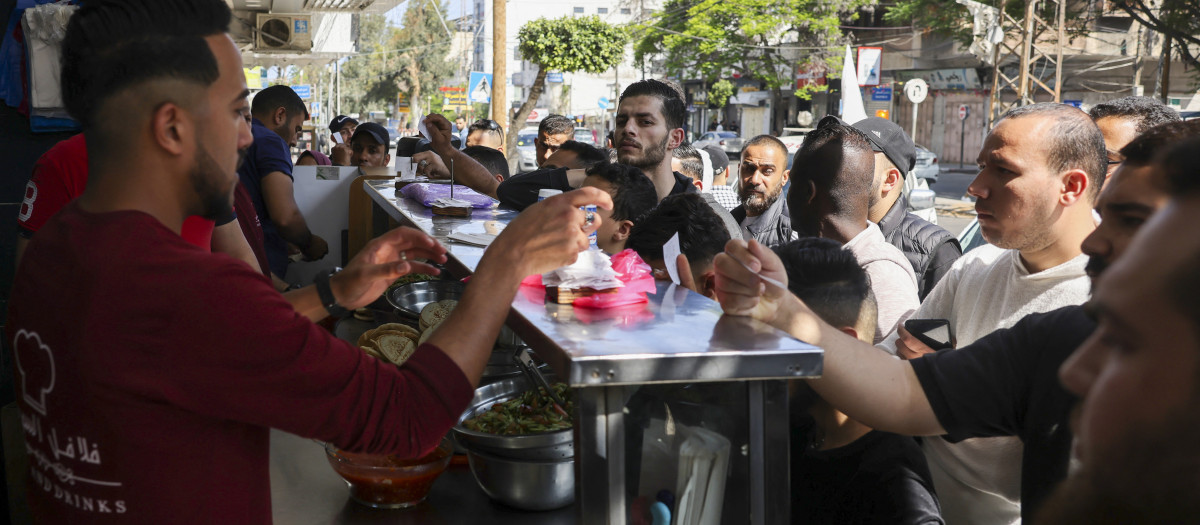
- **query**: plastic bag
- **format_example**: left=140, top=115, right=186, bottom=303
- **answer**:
left=399, top=182, right=496, bottom=209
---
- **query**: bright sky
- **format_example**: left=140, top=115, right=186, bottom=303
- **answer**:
left=386, top=0, right=469, bottom=28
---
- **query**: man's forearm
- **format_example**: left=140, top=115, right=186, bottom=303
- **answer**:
left=426, top=254, right=523, bottom=387
left=435, top=145, right=500, bottom=199
left=276, top=212, right=315, bottom=249
left=772, top=295, right=946, bottom=436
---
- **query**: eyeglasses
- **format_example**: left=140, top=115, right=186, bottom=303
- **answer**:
left=472, top=119, right=503, bottom=132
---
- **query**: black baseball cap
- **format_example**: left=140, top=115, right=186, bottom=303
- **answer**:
left=328, top=114, right=359, bottom=133
left=851, top=117, right=916, bottom=174
left=700, top=144, right=729, bottom=176
left=351, top=122, right=390, bottom=151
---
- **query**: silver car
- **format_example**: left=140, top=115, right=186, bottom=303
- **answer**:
left=516, top=128, right=538, bottom=173
left=913, top=145, right=941, bottom=183
left=693, top=131, right=742, bottom=158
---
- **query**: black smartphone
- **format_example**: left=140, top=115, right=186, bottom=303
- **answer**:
left=903, top=318, right=955, bottom=350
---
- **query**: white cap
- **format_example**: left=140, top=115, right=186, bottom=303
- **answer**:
left=537, top=189, right=563, bottom=200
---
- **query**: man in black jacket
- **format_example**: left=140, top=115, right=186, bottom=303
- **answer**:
left=730, top=135, right=794, bottom=248
left=855, top=117, right=961, bottom=300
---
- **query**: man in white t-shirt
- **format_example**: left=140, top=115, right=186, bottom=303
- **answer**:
left=881, top=103, right=1106, bottom=524
left=787, top=116, right=920, bottom=344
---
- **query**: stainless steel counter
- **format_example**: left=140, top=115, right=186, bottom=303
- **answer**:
left=364, top=180, right=823, bottom=387
left=364, top=180, right=822, bottom=524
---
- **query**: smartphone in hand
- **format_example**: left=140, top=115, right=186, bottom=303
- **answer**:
left=332, top=132, right=343, bottom=144
left=903, top=318, right=955, bottom=351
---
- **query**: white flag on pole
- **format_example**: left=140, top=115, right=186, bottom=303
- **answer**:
left=840, top=45, right=868, bottom=124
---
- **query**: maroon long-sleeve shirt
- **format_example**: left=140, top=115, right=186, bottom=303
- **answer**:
left=7, top=203, right=473, bottom=524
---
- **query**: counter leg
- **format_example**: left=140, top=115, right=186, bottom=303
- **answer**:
left=575, top=385, right=630, bottom=525
left=750, top=380, right=791, bottom=525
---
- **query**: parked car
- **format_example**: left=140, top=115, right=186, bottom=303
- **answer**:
left=777, top=127, right=812, bottom=169
left=913, top=145, right=940, bottom=183
left=515, top=126, right=599, bottom=172
left=957, top=217, right=989, bottom=254
left=693, top=131, right=743, bottom=158
left=516, top=128, right=538, bottom=172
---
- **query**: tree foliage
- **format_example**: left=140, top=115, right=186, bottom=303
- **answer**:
left=506, top=15, right=627, bottom=157
left=1114, top=0, right=1200, bottom=70
left=320, top=6, right=453, bottom=121
left=633, top=0, right=871, bottom=133
left=885, top=1, right=1092, bottom=50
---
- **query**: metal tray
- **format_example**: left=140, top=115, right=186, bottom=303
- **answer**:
left=386, top=280, right=465, bottom=319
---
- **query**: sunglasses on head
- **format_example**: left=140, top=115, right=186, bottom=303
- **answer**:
left=475, top=119, right=502, bottom=131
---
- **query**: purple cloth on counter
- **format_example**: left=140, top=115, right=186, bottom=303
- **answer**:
left=400, top=182, right=497, bottom=209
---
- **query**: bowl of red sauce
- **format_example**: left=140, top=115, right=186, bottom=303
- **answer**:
left=324, top=436, right=454, bottom=509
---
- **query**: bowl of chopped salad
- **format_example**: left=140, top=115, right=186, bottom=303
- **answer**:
left=452, top=375, right=574, bottom=461
left=452, top=375, right=576, bottom=509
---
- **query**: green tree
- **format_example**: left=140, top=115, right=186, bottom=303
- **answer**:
left=634, top=0, right=872, bottom=134
left=1115, top=0, right=1200, bottom=70
left=884, top=1, right=1092, bottom=56
left=508, top=15, right=627, bottom=158
left=378, top=0, right=455, bottom=120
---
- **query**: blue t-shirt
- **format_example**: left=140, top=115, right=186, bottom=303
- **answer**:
left=237, top=118, right=294, bottom=278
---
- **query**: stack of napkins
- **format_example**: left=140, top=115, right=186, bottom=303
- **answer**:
left=433, top=197, right=472, bottom=208
left=673, top=426, right=731, bottom=525
left=542, top=248, right=623, bottom=291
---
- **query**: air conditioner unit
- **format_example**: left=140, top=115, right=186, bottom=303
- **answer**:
left=255, top=13, right=312, bottom=52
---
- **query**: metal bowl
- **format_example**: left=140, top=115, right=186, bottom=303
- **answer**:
left=386, top=280, right=465, bottom=319
left=452, top=374, right=574, bottom=461
left=466, top=448, right=574, bottom=511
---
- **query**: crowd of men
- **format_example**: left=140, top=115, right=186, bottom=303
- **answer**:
left=6, top=0, right=1200, bottom=523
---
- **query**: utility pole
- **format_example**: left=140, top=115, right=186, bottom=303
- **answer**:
left=1159, top=36, right=1172, bottom=103
left=986, top=0, right=1066, bottom=129
left=491, top=0, right=506, bottom=129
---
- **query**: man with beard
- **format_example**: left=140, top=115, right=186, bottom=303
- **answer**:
left=788, top=117, right=919, bottom=343
left=238, top=84, right=328, bottom=287
left=713, top=115, right=1198, bottom=524
left=856, top=117, right=961, bottom=300
left=493, top=80, right=699, bottom=209
left=3, top=0, right=614, bottom=520
left=731, top=135, right=795, bottom=248
left=1037, top=133, right=1200, bottom=524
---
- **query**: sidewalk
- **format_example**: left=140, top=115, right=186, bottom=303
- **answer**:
left=935, top=196, right=976, bottom=218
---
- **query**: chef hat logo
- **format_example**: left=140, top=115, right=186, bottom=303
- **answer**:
left=13, top=330, right=55, bottom=416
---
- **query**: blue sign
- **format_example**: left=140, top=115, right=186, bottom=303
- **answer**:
left=310, top=101, right=320, bottom=118
left=598, top=97, right=610, bottom=110
left=870, top=86, right=893, bottom=102
left=1063, top=99, right=1083, bottom=108
left=547, top=72, right=564, bottom=83
left=468, top=72, right=493, bottom=104
left=294, top=19, right=309, bottom=34
left=292, top=84, right=311, bottom=99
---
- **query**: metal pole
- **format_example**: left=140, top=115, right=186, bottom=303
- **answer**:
left=1160, top=36, right=1172, bottom=103
left=491, top=0, right=507, bottom=128
left=911, top=101, right=918, bottom=143
left=336, top=55, right=341, bottom=116
left=960, top=115, right=966, bottom=169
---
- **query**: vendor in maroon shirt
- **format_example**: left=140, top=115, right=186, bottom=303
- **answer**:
left=4, top=1, right=612, bottom=523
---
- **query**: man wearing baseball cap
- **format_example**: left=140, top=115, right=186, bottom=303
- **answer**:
left=852, top=117, right=961, bottom=300
left=328, top=115, right=358, bottom=165
left=350, top=122, right=392, bottom=168
left=701, top=144, right=739, bottom=211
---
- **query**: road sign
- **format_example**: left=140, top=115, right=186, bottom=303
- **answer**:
left=598, top=97, right=610, bottom=110
left=958, top=104, right=970, bottom=120
left=870, top=86, right=893, bottom=102
left=547, top=72, right=564, bottom=83
left=857, top=47, right=882, bottom=86
left=468, top=72, right=493, bottom=104
left=904, top=79, right=928, bottom=104
left=444, top=92, right=469, bottom=111
left=292, top=84, right=311, bottom=99
left=310, top=101, right=320, bottom=119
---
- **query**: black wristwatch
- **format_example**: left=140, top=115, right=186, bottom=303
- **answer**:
left=314, top=267, right=351, bottom=318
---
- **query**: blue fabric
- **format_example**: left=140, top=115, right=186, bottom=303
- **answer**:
left=237, top=118, right=294, bottom=278
left=0, top=0, right=46, bottom=107
left=30, top=114, right=79, bottom=132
